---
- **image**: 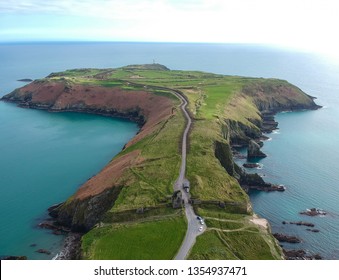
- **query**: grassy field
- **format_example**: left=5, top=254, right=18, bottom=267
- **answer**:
left=82, top=216, right=186, bottom=260
left=43, top=64, right=309, bottom=259
left=189, top=207, right=282, bottom=260
left=188, top=231, right=239, bottom=260
left=189, top=229, right=281, bottom=260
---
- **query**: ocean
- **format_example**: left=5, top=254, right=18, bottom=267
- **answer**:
left=0, top=42, right=338, bottom=259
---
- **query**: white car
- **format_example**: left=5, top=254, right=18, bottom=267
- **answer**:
left=200, top=220, right=204, bottom=225
left=198, top=226, right=203, bottom=232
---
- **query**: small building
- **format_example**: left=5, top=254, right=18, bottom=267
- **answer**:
left=172, top=190, right=182, bottom=208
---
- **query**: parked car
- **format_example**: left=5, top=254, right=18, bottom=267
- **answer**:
left=183, top=180, right=190, bottom=193
left=196, top=216, right=202, bottom=221
left=198, top=226, right=203, bottom=232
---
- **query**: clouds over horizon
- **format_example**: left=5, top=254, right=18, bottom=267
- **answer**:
left=1, top=0, right=339, bottom=55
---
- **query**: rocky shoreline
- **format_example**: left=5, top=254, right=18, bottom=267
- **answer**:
left=283, top=249, right=322, bottom=260
left=230, top=104, right=326, bottom=258
left=52, top=233, right=82, bottom=260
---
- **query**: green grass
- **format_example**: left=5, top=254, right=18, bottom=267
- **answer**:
left=198, top=83, right=238, bottom=119
left=188, top=231, right=239, bottom=260
left=189, top=224, right=280, bottom=260
left=195, top=206, right=247, bottom=220
left=102, top=207, right=181, bottom=224
left=81, top=216, right=186, bottom=260
left=189, top=206, right=283, bottom=259
left=110, top=112, right=184, bottom=212
left=216, top=230, right=278, bottom=260
left=205, top=219, right=245, bottom=230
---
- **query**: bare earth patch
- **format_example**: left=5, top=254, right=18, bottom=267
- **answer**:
left=250, top=214, right=268, bottom=229
left=75, top=150, right=142, bottom=200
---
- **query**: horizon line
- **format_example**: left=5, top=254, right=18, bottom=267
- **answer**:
left=0, top=40, right=283, bottom=46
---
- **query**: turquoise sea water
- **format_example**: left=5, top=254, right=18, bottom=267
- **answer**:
left=1, top=42, right=338, bottom=259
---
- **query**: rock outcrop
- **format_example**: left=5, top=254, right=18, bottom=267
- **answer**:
left=49, top=185, right=124, bottom=232
left=273, top=233, right=301, bottom=243
left=35, top=249, right=51, bottom=255
left=286, top=221, right=315, bottom=227
left=247, top=140, right=267, bottom=159
left=243, top=163, right=260, bottom=168
left=300, top=208, right=327, bottom=216
left=214, top=141, right=237, bottom=177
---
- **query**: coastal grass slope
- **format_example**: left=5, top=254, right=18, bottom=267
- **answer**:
left=82, top=215, right=186, bottom=260
left=1, top=64, right=319, bottom=259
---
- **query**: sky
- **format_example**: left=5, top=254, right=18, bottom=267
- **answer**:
left=1, top=0, right=339, bottom=55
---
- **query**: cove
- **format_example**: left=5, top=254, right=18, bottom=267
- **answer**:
left=0, top=101, right=138, bottom=259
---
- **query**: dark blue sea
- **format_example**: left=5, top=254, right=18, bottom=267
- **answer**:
left=0, top=42, right=338, bottom=259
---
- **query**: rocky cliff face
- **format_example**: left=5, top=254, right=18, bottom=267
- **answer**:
left=223, top=79, right=320, bottom=148
left=215, top=79, right=320, bottom=193
left=214, top=140, right=237, bottom=177
left=49, top=186, right=123, bottom=232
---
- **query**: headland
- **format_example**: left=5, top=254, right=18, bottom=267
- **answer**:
left=1, top=64, right=320, bottom=260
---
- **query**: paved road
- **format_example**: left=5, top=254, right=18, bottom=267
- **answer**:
left=170, top=89, right=206, bottom=260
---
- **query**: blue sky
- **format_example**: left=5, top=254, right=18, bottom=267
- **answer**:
left=1, top=0, right=339, bottom=55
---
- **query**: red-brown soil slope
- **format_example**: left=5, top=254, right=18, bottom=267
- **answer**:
left=4, top=80, right=173, bottom=147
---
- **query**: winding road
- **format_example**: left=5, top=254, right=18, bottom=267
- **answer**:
left=169, top=89, right=207, bottom=260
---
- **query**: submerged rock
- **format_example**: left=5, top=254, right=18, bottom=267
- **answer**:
left=300, top=208, right=327, bottom=216
left=38, top=220, right=70, bottom=234
left=273, top=233, right=301, bottom=243
left=289, top=221, right=315, bottom=227
left=306, top=229, right=320, bottom=233
left=35, top=249, right=51, bottom=255
left=283, top=249, right=322, bottom=260
left=244, top=183, right=285, bottom=192
left=243, top=163, right=260, bottom=168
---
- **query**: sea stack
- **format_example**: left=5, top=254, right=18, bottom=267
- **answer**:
left=247, top=140, right=267, bottom=159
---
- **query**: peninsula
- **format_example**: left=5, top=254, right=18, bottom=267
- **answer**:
left=1, top=64, right=320, bottom=260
